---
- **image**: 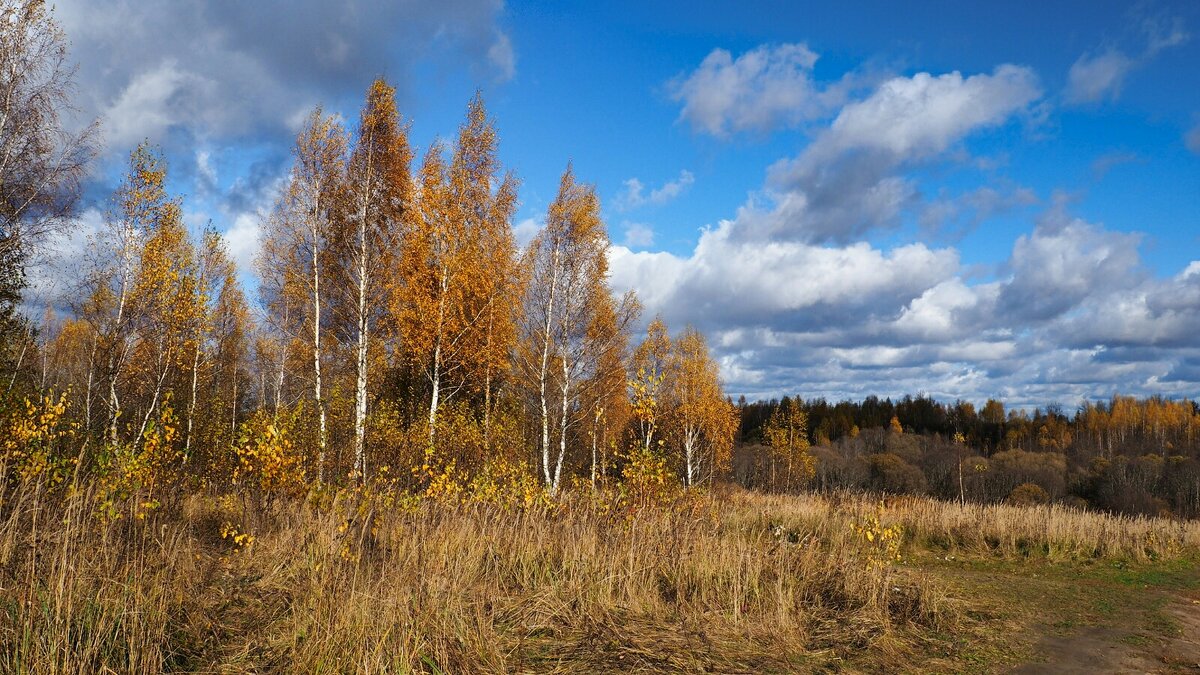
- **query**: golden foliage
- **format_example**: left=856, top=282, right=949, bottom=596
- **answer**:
left=1, top=392, right=76, bottom=486
left=763, top=398, right=815, bottom=491
left=849, top=503, right=905, bottom=569
left=233, top=409, right=308, bottom=500
left=96, top=395, right=181, bottom=521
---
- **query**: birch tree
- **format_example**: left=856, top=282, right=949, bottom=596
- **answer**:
left=664, top=325, right=736, bottom=487
left=630, top=317, right=670, bottom=454
left=257, top=108, right=346, bottom=482
left=332, top=79, right=411, bottom=482
left=86, top=145, right=169, bottom=446
left=125, top=179, right=196, bottom=443
left=521, top=167, right=636, bottom=493
left=0, top=0, right=95, bottom=349
left=395, top=93, right=518, bottom=445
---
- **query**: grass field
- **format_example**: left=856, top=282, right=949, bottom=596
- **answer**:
left=1, top=482, right=1197, bottom=673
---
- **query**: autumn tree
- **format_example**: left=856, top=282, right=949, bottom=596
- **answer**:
left=580, top=299, right=631, bottom=486
left=186, top=228, right=250, bottom=475
left=123, top=165, right=196, bottom=444
left=87, top=145, right=171, bottom=446
left=0, top=0, right=95, bottom=352
left=329, top=79, right=411, bottom=481
left=763, top=396, right=814, bottom=491
left=394, top=93, right=518, bottom=446
left=520, top=166, right=636, bottom=493
left=257, top=108, right=346, bottom=482
left=663, top=325, right=736, bottom=487
left=630, top=317, right=670, bottom=453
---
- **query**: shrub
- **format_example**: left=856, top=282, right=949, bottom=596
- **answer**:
left=1007, top=482, right=1050, bottom=506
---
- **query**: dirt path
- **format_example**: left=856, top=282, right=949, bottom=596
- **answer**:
left=1014, top=591, right=1200, bottom=674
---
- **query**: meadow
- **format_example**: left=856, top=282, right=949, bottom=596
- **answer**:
left=2, top=479, right=1197, bottom=674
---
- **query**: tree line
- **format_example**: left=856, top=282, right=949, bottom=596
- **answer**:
left=736, top=394, right=1200, bottom=518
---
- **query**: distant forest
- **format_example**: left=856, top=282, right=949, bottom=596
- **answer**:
left=735, top=394, right=1200, bottom=518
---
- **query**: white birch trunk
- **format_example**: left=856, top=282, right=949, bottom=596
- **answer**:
left=311, top=220, right=327, bottom=484
left=538, top=242, right=560, bottom=488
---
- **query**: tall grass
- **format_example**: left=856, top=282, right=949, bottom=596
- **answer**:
left=0, top=482, right=1195, bottom=673
left=736, top=489, right=1200, bottom=561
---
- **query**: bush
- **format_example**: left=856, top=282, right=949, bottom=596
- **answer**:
left=868, top=453, right=927, bottom=494
left=1007, top=482, right=1049, bottom=506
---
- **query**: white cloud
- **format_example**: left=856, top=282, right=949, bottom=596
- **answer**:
left=609, top=219, right=960, bottom=332
left=997, top=215, right=1142, bottom=322
left=1064, top=13, right=1188, bottom=105
left=796, top=65, right=1042, bottom=165
left=512, top=217, right=540, bottom=250
left=668, top=43, right=846, bottom=137
left=893, top=279, right=980, bottom=341
left=54, top=0, right=515, bottom=153
left=223, top=213, right=263, bottom=278
left=1066, top=50, right=1134, bottom=103
left=195, top=149, right=218, bottom=195
left=616, top=170, right=694, bottom=210
left=488, top=31, right=516, bottom=82
left=621, top=223, right=655, bottom=248
left=760, top=65, right=1041, bottom=243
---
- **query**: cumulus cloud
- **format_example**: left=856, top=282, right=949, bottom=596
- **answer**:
left=620, top=59, right=1199, bottom=405
left=758, top=65, right=1041, bottom=243
left=668, top=43, right=850, bottom=137
left=609, top=220, right=960, bottom=334
left=792, top=65, right=1042, bottom=168
left=612, top=206, right=1200, bottom=406
left=55, top=0, right=515, bottom=153
left=616, top=170, right=694, bottom=210
left=996, top=215, right=1142, bottom=322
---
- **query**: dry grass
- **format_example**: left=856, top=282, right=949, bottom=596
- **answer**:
left=736, top=489, right=1200, bottom=562
left=0, top=483, right=1195, bottom=673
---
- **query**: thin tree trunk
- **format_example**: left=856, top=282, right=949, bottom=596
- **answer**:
left=553, top=354, right=570, bottom=493
left=483, top=301, right=494, bottom=450
left=183, top=337, right=200, bottom=466
left=5, top=330, right=27, bottom=393
left=427, top=267, right=448, bottom=445
left=958, top=455, right=965, bottom=505
left=107, top=231, right=134, bottom=447
left=274, top=341, right=285, bottom=419
left=685, top=429, right=696, bottom=488
left=590, top=406, right=598, bottom=489
left=311, top=223, right=327, bottom=485
left=352, top=146, right=374, bottom=483
left=230, top=378, right=238, bottom=442
left=538, top=243, right=560, bottom=487
left=84, top=338, right=97, bottom=437
left=135, top=347, right=172, bottom=442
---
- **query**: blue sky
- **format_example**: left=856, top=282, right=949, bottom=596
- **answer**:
left=36, top=0, right=1200, bottom=408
